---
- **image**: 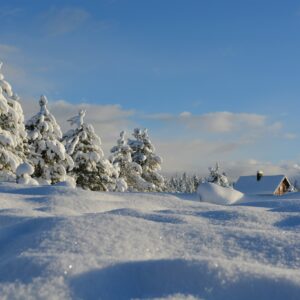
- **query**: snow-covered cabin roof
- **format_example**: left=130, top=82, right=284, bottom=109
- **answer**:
left=235, top=175, right=290, bottom=195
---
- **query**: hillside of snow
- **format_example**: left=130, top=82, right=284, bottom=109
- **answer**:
left=0, top=184, right=300, bottom=299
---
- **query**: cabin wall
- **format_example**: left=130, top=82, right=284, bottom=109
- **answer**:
left=274, top=179, right=290, bottom=195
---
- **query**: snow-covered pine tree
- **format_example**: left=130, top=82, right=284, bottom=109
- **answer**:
left=165, top=174, right=180, bottom=193
left=192, top=174, right=201, bottom=192
left=0, top=62, right=27, bottom=181
left=110, top=131, right=154, bottom=192
left=165, top=173, right=201, bottom=193
left=205, top=162, right=230, bottom=188
left=62, top=110, right=117, bottom=191
left=182, top=172, right=197, bottom=193
left=128, top=128, right=165, bottom=191
left=26, top=95, right=74, bottom=184
left=181, top=172, right=188, bottom=192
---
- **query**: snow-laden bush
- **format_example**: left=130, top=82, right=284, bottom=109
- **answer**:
left=110, top=131, right=154, bottom=192
left=62, top=110, right=117, bottom=191
left=16, top=162, right=38, bottom=185
left=204, top=162, right=231, bottom=188
left=54, top=176, right=76, bottom=188
left=0, top=63, right=27, bottom=179
left=128, top=128, right=165, bottom=192
left=26, top=96, right=74, bottom=184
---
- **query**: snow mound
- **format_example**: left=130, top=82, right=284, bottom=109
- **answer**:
left=54, top=176, right=76, bottom=188
left=16, top=162, right=34, bottom=176
left=16, top=163, right=39, bottom=186
left=197, top=182, right=244, bottom=205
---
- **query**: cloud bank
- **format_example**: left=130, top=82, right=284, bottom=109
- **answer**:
left=20, top=96, right=300, bottom=179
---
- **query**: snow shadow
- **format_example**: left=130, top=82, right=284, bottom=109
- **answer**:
left=174, top=193, right=198, bottom=202
left=238, top=200, right=300, bottom=213
left=275, top=216, right=300, bottom=229
left=69, top=258, right=300, bottom=300
left=156, top=209, right=240, bottom=224
left=0, top=184, right=78, bottom=197
left=0, top=216, right=57, bottom=283
left=106, top=208, right=185, bottom=224
left=198, top=210, right=239, bottom=222
left=270, top=203, right=300, bottom=213
left=221, top=231, right=300, bottom=268
left=0, top=185, right=56, bottom=196
left=155, top=209, right=241, bottom=222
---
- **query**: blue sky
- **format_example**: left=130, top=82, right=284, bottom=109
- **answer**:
left=1, top=0, right=300, bottom=177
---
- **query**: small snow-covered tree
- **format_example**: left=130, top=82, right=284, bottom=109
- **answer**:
left=205, top=162, right=230, bottom=188
left=291, top=179, right=299, bottom=192
left=26, top=95, right=74, bottom=184
left=165, top=174, right=179, bottom=193
left=62, top=110, right=117, bottom=191
left=0, top=62, right=27, bottom=180
left=165, top=173, right=201, bottom=193
left=110, top=131, right=154, bottom=192
left=128, top=128, right=165, bottom=191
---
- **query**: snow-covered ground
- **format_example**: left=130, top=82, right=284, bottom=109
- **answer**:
left=0, top=184, right=300, bottom=299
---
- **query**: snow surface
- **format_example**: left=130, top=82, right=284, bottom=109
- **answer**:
left=0, top=184, right=300, bottom=299
left=197, top=183, right=244, bottom=205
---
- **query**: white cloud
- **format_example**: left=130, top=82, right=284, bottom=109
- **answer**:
left=43, top=7, right=90, bottom=36
left=198, top=112, right=266, bottom=133
left=143, top=110, right=299, bottom=178
left=179, top=111, right=192, bottom=118
left=0, top=44, right=19, bottom=55
left=224, top=160, right=300, bottom=181
left=176, top=111, right=268, bottom=133
left=156, top=135, right=300, bottom=180
left=146, top=111, right=268, bottom=133
left=154, top=138, right=240, bottom=175
left=154, top=137, right=300, bottom=179
left=284, top=133, right=297, bottom=140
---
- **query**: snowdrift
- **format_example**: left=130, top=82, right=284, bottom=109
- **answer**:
left=0, top=183, right=300, bottom=299
left=197, top=182, right=244, bottom=205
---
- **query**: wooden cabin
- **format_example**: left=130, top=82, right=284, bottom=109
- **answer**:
left=235, top=172, right=291, bottom=196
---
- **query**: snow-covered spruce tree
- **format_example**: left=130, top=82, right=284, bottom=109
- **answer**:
left=165, top=173, right=201, bottom=193
left=26, top=95, right=74, bottom=184
left=164, top=174, right=180, bottom=193
left=0, top=62, right=28, bottom=181
left=62, top=110, right=117, bottom=191
left=192, top=174, right=201, bottom=191
left=110, top=131, right=154, bottom=192
left=180, top=172, right=198, bottom=193
left=128, top=128, right=165, bottom=191
left=205, top=162, right=230, bottom=188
